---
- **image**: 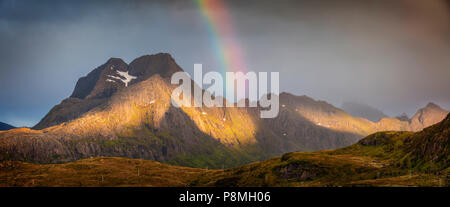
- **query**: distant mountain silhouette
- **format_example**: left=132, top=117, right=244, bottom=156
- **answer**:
left=0, top=122, right=15, bottom=131
left=341, top=102, right=388, bottom=122
left=395, top=113, right=410, bottom=122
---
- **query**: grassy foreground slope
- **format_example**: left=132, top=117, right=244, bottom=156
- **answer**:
left=1, top=113, right=448, bottom=187
left=199, top=113, right=449, bottom=187
left=0, top=157, right=209, bottom=187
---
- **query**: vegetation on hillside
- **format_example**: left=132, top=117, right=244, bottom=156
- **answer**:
left=2, top=113, right=448, bottom=187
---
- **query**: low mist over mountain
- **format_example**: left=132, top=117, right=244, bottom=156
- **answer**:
left=395, top=113, right=410, bottom=122
left=341, top=102, right=388, bottom=122
left=1, top=54, right=448, bottom=169
left=0, top=122, right=15, bottom=131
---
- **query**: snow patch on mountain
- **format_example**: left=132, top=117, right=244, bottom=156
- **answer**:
left=107, top=70, right=138, bottom=87
left=116, top=71, right=137, bottom=87
left=107, top=75, right=122, bottom=80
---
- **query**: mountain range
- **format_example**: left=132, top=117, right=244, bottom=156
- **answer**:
left=2, top=112, right=448, bottom=187
left=0, top=53, right=448, bottom=169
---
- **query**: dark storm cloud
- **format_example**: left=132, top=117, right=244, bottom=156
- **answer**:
left=226, top=0, right=450, bottom=116
left=0, top=0, right=449, bottom=126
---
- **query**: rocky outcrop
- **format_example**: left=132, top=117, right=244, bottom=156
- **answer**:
left=128, top=53, right=183, bottom=82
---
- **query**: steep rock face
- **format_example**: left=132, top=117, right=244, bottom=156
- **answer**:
left=70, top=58, right=129, bottom=99
left=82, top=58, right=130, bottom=99
left=128, top=53, right=183, bottom=82
left=410, top=103, right=449, bottom=131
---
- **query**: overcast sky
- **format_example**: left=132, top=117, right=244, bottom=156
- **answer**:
left=1, top=0, right=449, bottom=127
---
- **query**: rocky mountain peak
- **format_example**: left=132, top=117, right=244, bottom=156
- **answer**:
left=425, top=102, right=442, bottom=110
left=70, top=57, right=128, bottom=100
left=106, top=57, right=126, bottom=65
left=69, top=53, right=184, bottom=101
left=128, top=53, right=183, bottom=83
left=410, top=102, right=449, bottom=131
left=34, top=53, right=185, bottom=130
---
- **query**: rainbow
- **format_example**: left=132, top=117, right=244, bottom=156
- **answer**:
left=196, top=0, right=247, bottom=74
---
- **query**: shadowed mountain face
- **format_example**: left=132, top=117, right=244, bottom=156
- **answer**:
left=70, top=58, right=129, bottom=100
left=341, top=102, right=388, bottom=122
left=1, top=53, right=448, bottom=168
left=0, top=122, right=15, bottom=131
